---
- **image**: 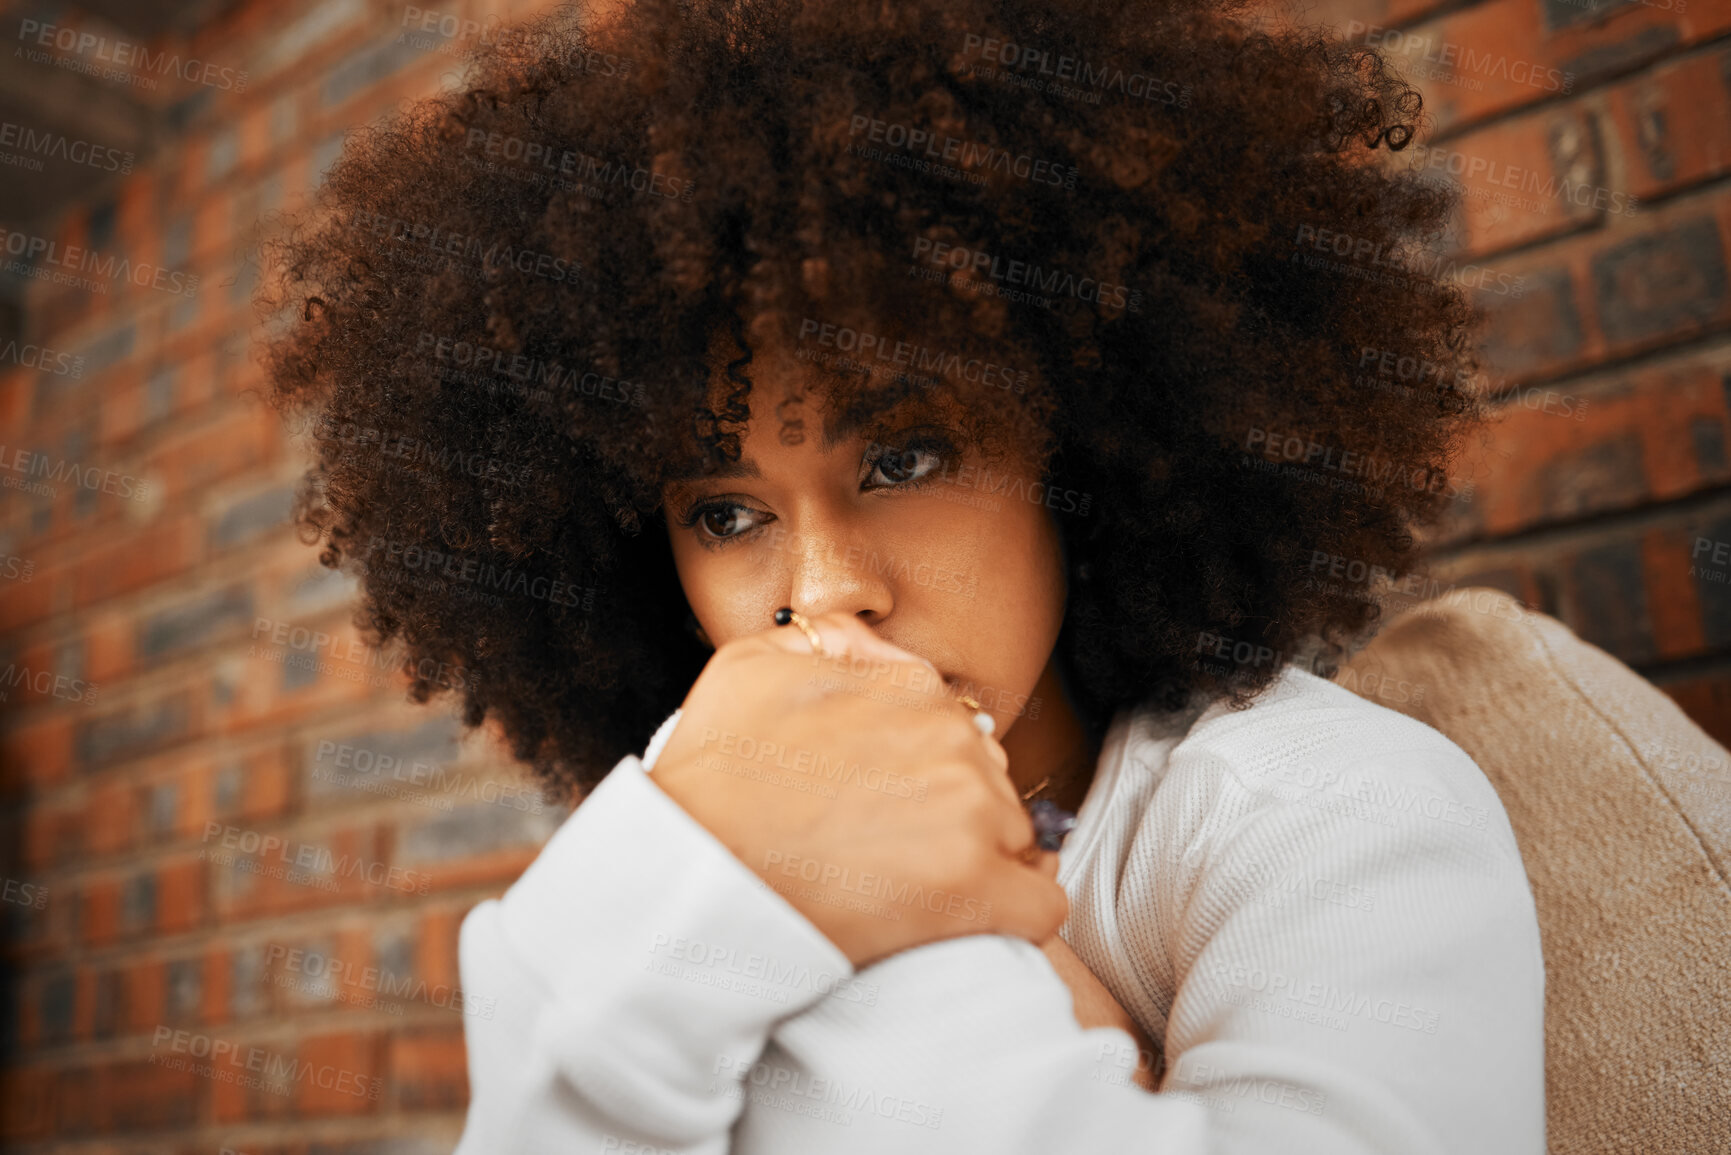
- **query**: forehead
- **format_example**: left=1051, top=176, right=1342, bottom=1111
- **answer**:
left=662, top=387, right=963, bottom=486
left=665, top=323, right=975, bottom=480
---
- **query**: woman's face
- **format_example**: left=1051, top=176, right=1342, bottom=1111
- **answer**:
left=661, top=336, right=1069, bottom=745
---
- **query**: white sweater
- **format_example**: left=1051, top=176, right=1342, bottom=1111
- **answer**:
left=453, top=665, right=1546, bottom=1154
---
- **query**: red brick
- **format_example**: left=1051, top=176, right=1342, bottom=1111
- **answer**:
left=210, top=1042, right=293, bottom=1124
left=0, top=564, right=58, bottom=632
left=294, top=1030, right=385, bottom=1116
left=16, top=804, right=65, bottom=872
left=390, top=1025, right=468, bottom=1111
left=122, top=960, right=167, bottom=1037
left=78, top=878, right=122, bottom=948
left=1479, top=194, right=1731, bottom=384
left=1662, top=672, right=1731, bottom=749
left=416, top=905, right=467, bottom=996
left=144, top=406, right=284, bottom=504
left=1402, top=104, right=1602, bottom=258
left=1605, top=47, right=1731, bottom=205
left=204, top=946, right=233, bottom=1027
left=1397, top=0, right=1731, bottom=135
left=0, top=713, right=73, bottom=796
left=0, top=1066, right=56, bottom=1143
left=1472, top=359, right=1728, bottom=535
left=81, top=610, right=134, bottom=683
left=82, top=778, right=141, bottom=859
left=72, top=513, right=202, bottom=609
left=159, top=855, right=209, bottom=934
left=209, top=823, right=407, bottom=923
left=89, top=1056, right=204, bottom=1132
left=1647, top=526, right=1709, bottom=657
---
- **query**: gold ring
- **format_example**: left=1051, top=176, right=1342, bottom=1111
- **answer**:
left=775, top=607, right=828, bottom=658
left=955, top=693, right=996, bottom=738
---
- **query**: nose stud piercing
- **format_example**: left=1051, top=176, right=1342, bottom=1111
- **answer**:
left=773, top=606, right=829, bottom=657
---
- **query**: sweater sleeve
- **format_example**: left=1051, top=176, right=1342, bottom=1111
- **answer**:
left=452, top=709, right=861, bottom=1154
left=727, top=730, right=1545, bottom=1155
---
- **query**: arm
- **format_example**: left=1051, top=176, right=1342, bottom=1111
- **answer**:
left=454, top=715, right=859, bottom=1154
left=453, top=608, right=1071, bottom=1154
left=729, top=737, right=1545, bottom=1155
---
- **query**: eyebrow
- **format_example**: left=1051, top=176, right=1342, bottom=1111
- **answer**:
left=665, top=457, right=761, bottom=486
left=662, top=398, right=953, bottom=486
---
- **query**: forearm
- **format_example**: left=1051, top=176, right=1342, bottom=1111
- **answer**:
left=1041, top=934, right=1159, bottom=1091
left=454, top=745, right=856, bottom=1153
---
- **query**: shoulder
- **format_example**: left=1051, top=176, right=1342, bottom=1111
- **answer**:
left=1143, top=665, right=1523, bottom=879
left=1176, top=664, right=1463, bottom=770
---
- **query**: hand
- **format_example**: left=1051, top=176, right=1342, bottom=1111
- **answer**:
left=1040, top=935, right=1160, bottom=1092
left=650, top=611, right=1068, bottom=968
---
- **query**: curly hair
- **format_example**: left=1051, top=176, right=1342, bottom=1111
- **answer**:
left=260, top=0, right=1486, bottom=799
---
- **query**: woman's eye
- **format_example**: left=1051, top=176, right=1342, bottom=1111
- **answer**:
left=689, top=503, right=765, bottom=540
left=867, top=444, right=946, bottom=487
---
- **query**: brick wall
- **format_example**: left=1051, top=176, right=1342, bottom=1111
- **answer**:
left=1301, top=0, right=1731, bottom=746
left=0, top=0, right=1726, bottom=1148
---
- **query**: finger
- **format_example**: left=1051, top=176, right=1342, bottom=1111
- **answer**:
left=977, top=730, right=1009, bottom=774
left=992, top=791, right=1041, bottom=856
left=760, top=611, right=942, bottom=680
left=968, top=866, right=1069, bottom=947
left=811, top=614, right=953, bottom=699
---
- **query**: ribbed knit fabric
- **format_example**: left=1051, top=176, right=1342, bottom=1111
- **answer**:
left=454, top=664, right=1546, bottom=1154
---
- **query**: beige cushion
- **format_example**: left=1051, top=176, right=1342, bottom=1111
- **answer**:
left=1339, top=587, right=1731, bottom=1155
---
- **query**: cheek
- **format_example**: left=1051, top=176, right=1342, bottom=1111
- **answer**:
left=975, top=505, right=1067, bottom=659
left=666, top=530, right=781, bottom=647
left=927, top=493, right=1066, bottom=694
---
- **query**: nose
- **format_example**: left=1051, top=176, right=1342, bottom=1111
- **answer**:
left=781, top=515, right=895, bottom=626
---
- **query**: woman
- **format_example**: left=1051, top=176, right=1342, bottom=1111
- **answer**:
left=262, top=0, right=1546, bottom=1150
